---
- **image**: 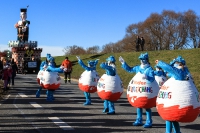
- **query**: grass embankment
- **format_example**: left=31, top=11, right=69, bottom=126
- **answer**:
left=43, top=49, right=200, bottom=91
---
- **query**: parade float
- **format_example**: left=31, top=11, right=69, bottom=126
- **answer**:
left=7, top=7, right=42, bottom=74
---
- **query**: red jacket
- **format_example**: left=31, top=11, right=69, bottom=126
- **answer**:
left=61, top=59, right=72, bottom=72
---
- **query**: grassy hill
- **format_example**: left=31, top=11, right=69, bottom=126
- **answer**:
left=43, top=49, right=200, bottom=91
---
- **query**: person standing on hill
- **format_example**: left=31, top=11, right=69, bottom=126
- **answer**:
left=140, top=37, right=145, bottom=51
left=61, top=57, right=72, bottom=83
left=135, top=36, right=141, bottom=52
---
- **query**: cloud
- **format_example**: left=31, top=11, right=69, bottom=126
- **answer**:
left=39, top=45, right=65, bottom=57
left=0, top=44, right=65, bottom=57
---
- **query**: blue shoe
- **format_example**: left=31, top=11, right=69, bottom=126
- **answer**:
left=133, top=118, right=143, bottom=126
left=102, top=108, right=109, bottom=113
left=143, top=120, right=152, bottom=128
left=107, top=111, right=115, bottom=115
left=83, top=99, right=91, bottom=105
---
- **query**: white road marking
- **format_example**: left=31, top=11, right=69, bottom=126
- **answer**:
left=48, top=117, right=74, bottom=130
left=18, top=93, right=28, bottom=97
left=29, top=102, right=43, bottom=109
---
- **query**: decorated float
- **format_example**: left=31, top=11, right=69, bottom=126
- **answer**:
left=8, top=6, right=42, bottom=74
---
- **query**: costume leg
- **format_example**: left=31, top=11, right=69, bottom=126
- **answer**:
left=133, top=108, right=143, bottom=126
left=36, top=86, right=42, bottom=98
left=46, top=90, right=53, bottom=101
left=166, top=121, right=172, bottom=133
left=83, top=92, right=91, bottom=105
left=107, top=101, right=115, bottom=115
left=143, top=108, right=152, bottom=128
left=172, top=121, right=181, bottom=133
left=102, top=100, right=109, bottom=113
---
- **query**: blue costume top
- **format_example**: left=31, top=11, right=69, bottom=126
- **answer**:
left=78, top=60, right=98, bottom=71
left=122, top=63, right=155, bottom=83
left=100, top=56, right=116, bottom=76
left=156, top=61, right=188, bottom=80
left=45, top=56, right=63, bottom=73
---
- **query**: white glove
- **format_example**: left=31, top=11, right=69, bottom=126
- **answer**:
left=119, top=56, right=125, bottom=64
left=76, top=56, right=81, bottom=60
left=64, top=68, right=67, bottom=72
left=60, top=65, right=64, bottom=69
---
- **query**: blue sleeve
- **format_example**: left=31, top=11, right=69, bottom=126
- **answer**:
left=46, top=66, right=64, bottom=73
left=121, top=62, right=138, bottom=73
left=78, top=60, right=91, bottom=71
left=144, top=67, right=155, bottom=82
left=100, top=63, right=116, bottom=76
left=157, top=61, right=184, bottom=80
left=94, top=60, right=99, bottom=66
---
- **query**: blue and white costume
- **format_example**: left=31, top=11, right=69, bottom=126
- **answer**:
left=119, top=53, right=159, bottom=128
left=77, top=56, right=99, bottom=105
left=156, top=56, right=200, bottom=133
left=98, top=56, right=123, bottom=115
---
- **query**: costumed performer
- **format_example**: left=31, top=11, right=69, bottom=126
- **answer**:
left=40, top=56, right=64, bottom=101
left=36, top=53, right=51, bottom=98
left=76, top=56, right=99, bottom=105
left=119, top=52, right=159, bottom=128
left=155, top=56, right=200, bottom=133
left=154, top=65, right=167, bottom=88
left=97, top=56, right=123, bottom=115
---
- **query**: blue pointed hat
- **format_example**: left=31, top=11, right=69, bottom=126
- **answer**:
left=175, top=56, right=185, bottom=65
left=46, top=53, right=51, bottom=61
left=49, top=56, right=55, bottom=63
left=139, top=53, right=149, bottom=60
left=106, top=56, right=116, bottom=63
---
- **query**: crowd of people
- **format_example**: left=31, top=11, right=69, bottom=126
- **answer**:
left=0, top=58, right=18, bottom=91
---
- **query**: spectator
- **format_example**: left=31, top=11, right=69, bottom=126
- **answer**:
left=11, top=59, right=18, bottom=86
left=61, top=57, right=72, bottom=83
left=140, top=37, right=145, bottom=51
left=2, top=65, right=9, bottom=91
left=135, top=35, right=141, bottom=52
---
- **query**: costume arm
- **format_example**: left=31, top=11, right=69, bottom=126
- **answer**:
left=157, top=61, right=183, bottom=80
left=121, top=62, right=137, bottom=73
left=145, top=67, right=155, bottom=82
left=46, top=66, right=64, bottom=73
left=78, top=60, right=91, bottom=71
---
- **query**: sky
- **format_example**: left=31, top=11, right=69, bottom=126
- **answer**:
left=0, top=0, right=200, bottom=57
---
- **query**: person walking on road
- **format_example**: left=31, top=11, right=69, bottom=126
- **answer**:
left=61, top=57, right=72, bottom=83
left=11, top=58, right=18, bottom=86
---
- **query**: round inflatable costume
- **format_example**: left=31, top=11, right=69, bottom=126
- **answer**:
left=156, top=56, right=200, bottom=133
left=36, top=53, right=51, bottom=98
left=77, top=56, right=100, bottom=105
left=97, top=56, right=123, bottom=114
left=119, top=53, right=159, bottom=128
left=36, top=53, right=64, bottom=101
left=154, top=66, right=167, bottom=88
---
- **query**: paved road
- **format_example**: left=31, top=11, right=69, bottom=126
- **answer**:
left=0, top=74, right=199, bottom=133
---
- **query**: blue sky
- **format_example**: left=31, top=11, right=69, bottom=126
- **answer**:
left=0, top=0, right=200, bottom=57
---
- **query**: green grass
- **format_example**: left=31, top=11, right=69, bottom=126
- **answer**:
left=42, top=49, right=200, bottom=91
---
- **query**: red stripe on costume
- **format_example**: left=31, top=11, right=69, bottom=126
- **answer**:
left=156, top=103, right=200, bottom=122
left=41, top=83, right=60, bottom=90
left=78, top=83, right=97, bottom=93
left=127, top=94, right=157, bottom=108
left=97, top=90, right=123, bottom=101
